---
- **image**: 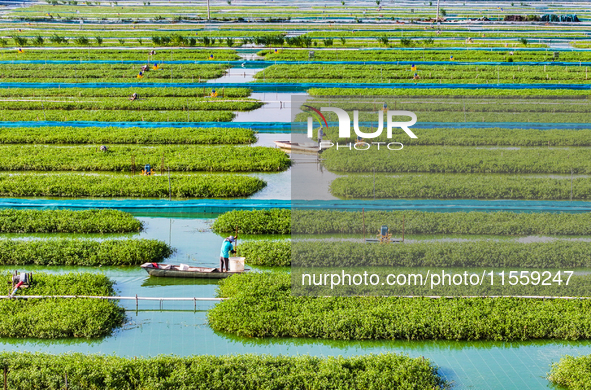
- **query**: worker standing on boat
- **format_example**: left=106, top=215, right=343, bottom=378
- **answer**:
left=219, top=236, right=236, bottom=272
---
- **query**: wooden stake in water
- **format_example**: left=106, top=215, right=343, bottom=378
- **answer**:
left=571, top=168, right=574, bottom=201
left=168, top=167, right=172, bottom=201
left=362, top=208, right=365, bottom=242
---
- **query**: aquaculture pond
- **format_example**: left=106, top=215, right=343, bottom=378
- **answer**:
left=1, top=214, right=591, bottom=389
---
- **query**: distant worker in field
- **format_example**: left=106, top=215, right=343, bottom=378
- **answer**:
left=99, top=145, right=108, bottom=152
left=130, top=92, right=138, bottom=101
left=219, top=236, right=236, bottom=272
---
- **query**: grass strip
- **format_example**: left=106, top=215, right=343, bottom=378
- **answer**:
left=308, top=87, right=591, bottom=99
left=0, top=209, right=141, bottom=233
left=0, top=145, right=290, bottom=172
left=244, top=240, right=591, bottom=268
left=330, top=175, right=591, bottom=200
left=0, top=272, right=123, bottom=338
left=0, top=49, right=239, bottom=61
left=239, top=240, right=291, bottom=266
left=261, top=49, right=591, bottom=62
left=208, top=272, right=591, bottom=341
left=0, top=238, right=173, bottom=266
left=0, top=87, right=251, bottom=98
left=0, top=173, right=266, bottom=198
left=255, top=64, right=591, bottom=84
left=0, top=64, right=227, bottom=82
left=0, top=98, right=262, bottom=111
left=321, top=147, right=591, bottom=174
left=0, top=109, right=236, bottom=122
left=548, top=354, right=591, bottom=390
left=0, top=127, right=256, bottom=144
left=0, top=352, right=448, bottom=390
left=319, top=128, right=591, bottom=147
left=216, top=209, right=591, bottom=235
left=212, top=209, right=291, bottom=234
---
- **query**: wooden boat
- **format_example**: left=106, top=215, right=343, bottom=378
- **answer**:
left=141, top=262, right=248, bottom=279
left=274, top=140, right=319, bottom=153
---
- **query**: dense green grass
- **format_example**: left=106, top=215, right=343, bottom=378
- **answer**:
left=239, top=239, right=591, bottom=268
left=308, top=87, right=591, bottom=99
left=239, top=240, right=291, bottom=266
left=0, top=127, right=256, bottom=145
left=0, top=352, right=448, bottom=390
left=330, top=174, right=591, bottom=200
left=0, top=173, right=266, bottom=198
left=0, top=97, right=262, bottom=111
left=0, top=209, right=142, bottom=233
left=548, top=355, right=591, bottom=390
left=0, top=272, right=123, bottom=338
left=261, top=49, right=591, bottom=62
left=321, top=147, right=591, bottom=174
left=317, top=127, right=591, bottom=146
left=0, top=145, right=290, bottom=172
left=208, top=272, right=591, bottom=341
left=212, top=209, right=291, bottom=234
left=255, top=64, right=591, bottom=84
left=0, top=49, right=239, bottom=61
left=0, top=239, right=173, bottom=266
left=0, top=87, right=251, bottom=98
left=216, top=209, right=591, bottom=235
left=0, top=64, right=229, bottom=82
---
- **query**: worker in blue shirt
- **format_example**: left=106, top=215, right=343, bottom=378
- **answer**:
left=219, top=236, right=236, bottom=272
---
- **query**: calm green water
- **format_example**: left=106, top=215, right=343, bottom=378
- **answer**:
left=1, top=216, right=589, bottom=389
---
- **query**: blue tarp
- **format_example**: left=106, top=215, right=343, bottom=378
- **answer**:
left=0, top=82, right=589, bottom=91
left=0, top=198, right=589, bottom=214
left=0, top=121, right=589, bottom=131
left=2, top=59, right=591, bottom=67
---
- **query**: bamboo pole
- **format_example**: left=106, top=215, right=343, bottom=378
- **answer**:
left=362, top=208, right=365, bottom=243
left=402, top=214, right=405, bottom=242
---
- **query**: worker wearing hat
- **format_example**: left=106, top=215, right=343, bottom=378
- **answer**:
left=219, top=236, right=236, bottom=272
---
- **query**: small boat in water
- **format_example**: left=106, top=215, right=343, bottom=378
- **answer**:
left=274, top=140, right=319, bottom=153
left=141, top=258, right=248, bottom=279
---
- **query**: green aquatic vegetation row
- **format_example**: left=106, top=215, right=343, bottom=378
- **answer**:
left=0, top=97, right=263, bottom=112
left=0, top=238, right=173, bottom=266
left=0, top=87, right=251, bottom=98
left=0, top=273, right=123, bottom=338
left=0, top=109, right=236, bottom=122
left=0, top=209, right=142, bottom=233
left=330, top=174, right=591, bottom=200
left=293, top=240, right=591, bottom=268
left=319, top=127, right=591, bottom=147
left=0, top=352, right=448, bottom=390
left=308, top=87, right=591, bottom=99
left=208, top=272, right=591, bottom=341
left=238, top=240, right=591, bottom=268
left=0, top=173, right=266, bottom=198
left=212, top=209, right=291, bottom=234
left=321, top=147, right=591, bottom=174
left=254, top=64, right=591, bottom=84
left=219, top=209, right=591, bottom=235
left=261, top=49, right=591, bottom=63
left=238, top=240, right=291, bottom=266
left=0, top=48, right=239, bottom=61
left=0, top=63, right=227, bottom=82
left=0, top=145, right=290, bottom=172
left=0, top=127, right=256, bottom=145
left=548, top=354, right=591, bottom=389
